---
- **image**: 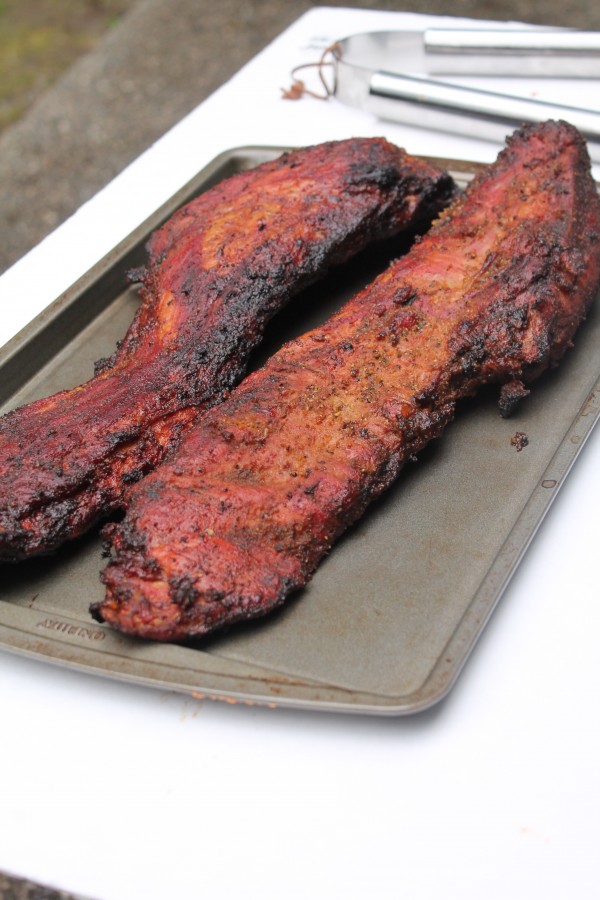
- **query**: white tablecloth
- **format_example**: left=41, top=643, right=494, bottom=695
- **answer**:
left=1, top=8, right=599, bottom=899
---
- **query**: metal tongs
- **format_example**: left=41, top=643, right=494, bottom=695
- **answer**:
left=326, top=29, right=600, bottom=160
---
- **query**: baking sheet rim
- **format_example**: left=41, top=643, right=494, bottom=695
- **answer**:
left=0, top=144, right=598, bottom=716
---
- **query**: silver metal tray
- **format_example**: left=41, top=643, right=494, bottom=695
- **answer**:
left=1, top=146, right=599, bottom=715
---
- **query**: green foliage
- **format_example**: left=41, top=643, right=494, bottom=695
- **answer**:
left=0, top=0, right=137, bottom=133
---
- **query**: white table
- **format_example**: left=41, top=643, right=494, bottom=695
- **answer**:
left=1, top=9, right=599, bottom=899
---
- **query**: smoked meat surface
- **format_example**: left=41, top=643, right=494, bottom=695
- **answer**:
left=96, top=121, right=600, bottom=641
left=0, top=138, right=453, bottom=561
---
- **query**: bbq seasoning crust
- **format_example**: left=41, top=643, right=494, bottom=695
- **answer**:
left=0, top=138, right=454, bottom=561
left=95, top=121, right=600, bottom=641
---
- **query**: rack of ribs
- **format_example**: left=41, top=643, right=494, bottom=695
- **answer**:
left=94, top=121, right=600, bottom=642
left=0, top=138, right=454, bottom=561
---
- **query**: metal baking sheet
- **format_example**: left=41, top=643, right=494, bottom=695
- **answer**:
left=1, top=146, right=599, bottom=716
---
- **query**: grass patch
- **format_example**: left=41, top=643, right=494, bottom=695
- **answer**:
left=0, top=0, right=137, bottom=132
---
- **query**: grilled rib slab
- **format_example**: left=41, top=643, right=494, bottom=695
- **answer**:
left=96, top=121, right=600, bottom=641
left=0, top=138, right=453, bottom=561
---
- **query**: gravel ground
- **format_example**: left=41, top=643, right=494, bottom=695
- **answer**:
left=0, top=0, right=598, bottom=275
